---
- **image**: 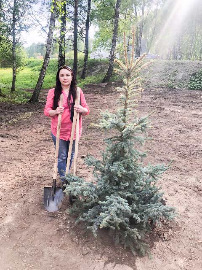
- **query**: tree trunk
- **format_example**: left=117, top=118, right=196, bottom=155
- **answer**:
left=0, top=0, right=3, bottom=19
left=58, top=0, right=66, bottom=68
left=135, top=2, right=145, bottom=58
left=11, top=0, right=17, bottom=92
left=81, top=0, right=91, bottom=79
left=102, top=0, right=121, bottom=83
left=29, top=0, right=57, bottom=103
left=172, top=43, right=177, bottom=60
left=146, top=6, right=159, bottom=53
left=73, top=0, right=78, bottom=77
left=199, top=48, right=202, bottom=61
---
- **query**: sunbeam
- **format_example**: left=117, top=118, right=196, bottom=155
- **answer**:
left=151, top=0, right=199, bottom=58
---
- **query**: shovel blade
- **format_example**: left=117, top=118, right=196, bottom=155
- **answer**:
left=44, top=187, right=64, bottom=212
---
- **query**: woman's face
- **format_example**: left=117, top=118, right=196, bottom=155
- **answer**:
left=59, top=68, right=73, bottom=88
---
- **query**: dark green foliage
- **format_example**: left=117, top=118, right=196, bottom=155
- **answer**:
left=188, top=70, right=202, bottom=90
left=0, top=36, right=26, bottom=68
left=64, top=39, right=175, bottom=255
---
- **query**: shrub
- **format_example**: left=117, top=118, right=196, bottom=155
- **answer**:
left=188, top=70, right=202, bottom=90
left=0, top=36, right=27, bottom=68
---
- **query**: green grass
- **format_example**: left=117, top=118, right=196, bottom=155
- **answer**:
left=0, top=58, right=110, bottom=103
left=0, top=68, right=13, bottom=86
left=1, top=59, right=201, bottom=103
left=78, top=74, right=105, bottom=88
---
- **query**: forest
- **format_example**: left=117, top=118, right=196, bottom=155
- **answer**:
left=0, top=1, right=202, bottom=270
left=0, top=0, right=202, bottom=101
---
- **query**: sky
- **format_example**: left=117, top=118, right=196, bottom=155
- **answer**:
left=21, top=29, right=47, bottom=47
left=21, top=0, right=96, bottom=48
left=21, top=25, right=96, bottom=48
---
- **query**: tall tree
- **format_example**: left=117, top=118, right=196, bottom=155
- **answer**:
left=57, top=0, right=88, bottom=73
left=0, top=0, right=3, bottom=23
left=0, top=0, right=8, bottom=35
left=1, top=1, right=11, bottom=67
left=29, top=0, right=57, bottom=103
left=73, top=0, right=78, bottom=76
left=134, top=0, right=145, bottom=57
left=102, top=0, right=121, bottom=83
left=58, top=0, right=66, bottom=68
left=0, top=0, right=26, bottom=70
left=3, top=0, right=36, bottom=92
left=11, top=0, right=17, bottom=92
left=81, top=0, right=91, bottom=79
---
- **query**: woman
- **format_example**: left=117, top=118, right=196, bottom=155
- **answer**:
left=44, top=65, right=89, bottom=181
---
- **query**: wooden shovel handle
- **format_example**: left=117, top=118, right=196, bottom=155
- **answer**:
left=66, top=110, right=77, bottom=173
left=73, top=90, right=80, bottom=175
left=66, top=88, right=80, bottom=175
left=53, top=94, right=63, bottom=179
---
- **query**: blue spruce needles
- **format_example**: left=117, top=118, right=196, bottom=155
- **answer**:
left=64, top=32, right=175, bottom=255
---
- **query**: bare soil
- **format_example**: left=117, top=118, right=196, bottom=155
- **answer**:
left=0, top=84, right=202, bottom=270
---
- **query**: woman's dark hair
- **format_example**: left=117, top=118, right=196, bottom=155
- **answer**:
left=52, top=65, right=77, bottom=110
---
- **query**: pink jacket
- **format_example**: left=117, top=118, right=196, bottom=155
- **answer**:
left=44, top=88, right=89, bottom=141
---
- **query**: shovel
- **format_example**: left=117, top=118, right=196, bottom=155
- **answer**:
left=66, top=87, right=80, bottom=176
left=64, top=88, right=80, bottom=204
left=44, top=94, right=64, bottom=212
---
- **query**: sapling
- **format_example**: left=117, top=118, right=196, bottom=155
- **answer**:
left=64, top=31, right=175, bottom=255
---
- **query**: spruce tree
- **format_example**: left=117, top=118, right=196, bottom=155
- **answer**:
left=64, top=32, right=175, bottom=255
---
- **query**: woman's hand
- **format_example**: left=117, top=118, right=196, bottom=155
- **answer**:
left=74, top=104, right=88, bottom=114
left=49, top=107, right=64, bottom=117
left=56, top=106, right=64, bottom=114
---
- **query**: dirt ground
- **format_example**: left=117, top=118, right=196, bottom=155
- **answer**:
left=0, top=84, right=202, bottom=270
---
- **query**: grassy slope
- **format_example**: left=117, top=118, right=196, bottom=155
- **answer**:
left=0, top=59, right=201, bottom=103
left=143, top=60, right=202, bottom=89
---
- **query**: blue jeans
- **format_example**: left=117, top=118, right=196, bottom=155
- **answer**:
left=51, top=133, right=75, bottom=181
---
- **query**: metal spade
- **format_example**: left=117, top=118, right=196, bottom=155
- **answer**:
left=44, top=94, right=64, bottom=212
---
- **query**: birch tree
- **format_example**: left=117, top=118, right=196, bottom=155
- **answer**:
left=1, top=0, right=36, bottom=92
left=102, top=0, right=121, bottom=83
left=58, top=0, right=66, bottom=68
left=29, top=0, right=57, bottom=103
left=11, top=0, right=17, bottom=92
left=81, top=0, right=91, bottom=79
left=73, top=0, right=78, bottom=76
